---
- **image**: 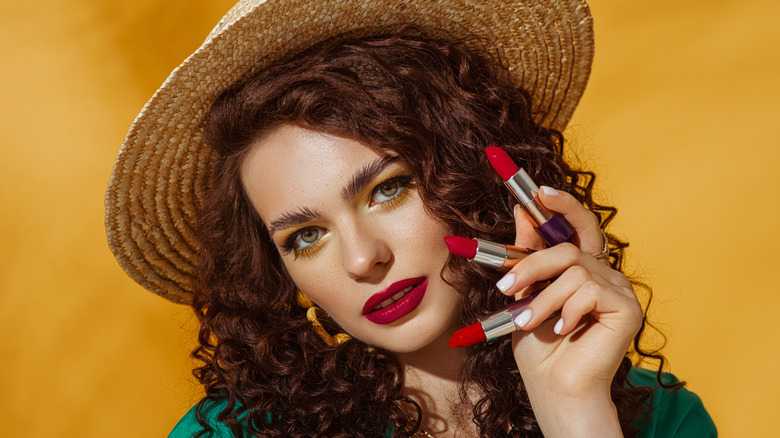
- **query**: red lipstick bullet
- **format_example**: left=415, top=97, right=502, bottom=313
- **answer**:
left=449, top=290, right=545, bottom=348
left=444, top=235, right=533, bottom=271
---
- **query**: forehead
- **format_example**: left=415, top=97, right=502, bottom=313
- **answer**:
left=240, top=125, right=382, bottom=221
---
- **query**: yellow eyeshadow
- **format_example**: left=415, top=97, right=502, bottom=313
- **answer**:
left=282, top=169, right=416, bottom=260
left=370, top=178, right=414, bottom=211
left=291, top=237, right=326, bottom=259
left=278, top=226, right=327, bottom=259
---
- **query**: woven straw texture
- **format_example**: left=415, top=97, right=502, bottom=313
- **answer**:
left=105, top=0, right=594, bottom=303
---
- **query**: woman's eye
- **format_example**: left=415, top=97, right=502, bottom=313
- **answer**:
left=288, top=226, right=324, bottom=252
left=370, top=176, right=411, bottom=206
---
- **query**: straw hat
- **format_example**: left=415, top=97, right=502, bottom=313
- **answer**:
left=105, top=0, right=595, bottom=304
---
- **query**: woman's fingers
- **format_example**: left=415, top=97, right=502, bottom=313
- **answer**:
left=497, top=243, right=630, bottom=297
left=496, top=235, right=640, bottom=337
left=513, top=204, right=546, bottom=250
left=554, top=282, right=643, bottom=336
left=536, top=186, right=605, bottom=257
left=516, top=264, right=640, bottom=334
left=505, top=188, right=632, bottom=335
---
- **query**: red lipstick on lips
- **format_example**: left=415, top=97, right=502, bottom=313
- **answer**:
left=362, top=277, right=428, bottom=324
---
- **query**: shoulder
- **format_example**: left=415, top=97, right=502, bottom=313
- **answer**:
left=628, top=367, right=717, bottom=438
left=168, top=398, right=250, bottom=438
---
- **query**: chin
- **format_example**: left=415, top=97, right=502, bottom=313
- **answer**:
left=374, top=313, right=460, bottom=354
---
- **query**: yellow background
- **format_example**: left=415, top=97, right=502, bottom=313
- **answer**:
left=2, top=0, right=777, bottom=435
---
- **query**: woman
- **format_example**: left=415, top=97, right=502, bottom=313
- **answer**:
left=106, top=0, right=716, bottom=436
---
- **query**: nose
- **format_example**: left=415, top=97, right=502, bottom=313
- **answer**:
left=340, top=220, right=392, bottom=282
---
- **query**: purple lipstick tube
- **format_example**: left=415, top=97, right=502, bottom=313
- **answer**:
left=504, top=168, right=574, bottom=246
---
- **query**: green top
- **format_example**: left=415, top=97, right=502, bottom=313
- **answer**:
left=628, top=367, right=717, bottom=437
left=169, top=367, right=716, bottom=437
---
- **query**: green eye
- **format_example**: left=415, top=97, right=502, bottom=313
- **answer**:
left=283, top=226, right=326, bottom=257
left=280, top=174, right=414, bottom=260
left=370, top=175, right=413, bottom=206
left=376, top=181, right=401, bottom=200
left=298, top=228, right=319, bottom=245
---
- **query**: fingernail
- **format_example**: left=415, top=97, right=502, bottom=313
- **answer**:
left=553, top=318, right=564, bottom=335
left=496, top=273, right=515, bottom=293
left=540, top=185, right=559, bottom=196
left=514, top=309, right=532, bottom=328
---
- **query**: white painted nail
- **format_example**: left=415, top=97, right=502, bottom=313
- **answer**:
left=553, top=318, right=564, bottom=335
left=540, top=185, right=560, bottom=196
left=514, top=309, right=532, bottom=328
left=496, top=273, right=515, bottom=293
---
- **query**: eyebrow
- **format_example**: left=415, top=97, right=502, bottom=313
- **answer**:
left=267, top=206, right=321, bottom=237
left=266, top=155, right=401, bottom=237
left=341, top=155, right=399, bottom=201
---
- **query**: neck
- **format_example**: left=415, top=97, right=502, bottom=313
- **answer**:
left=396, top=324, right=465, bottom=380
left=395, top=323, right=478, bottom=437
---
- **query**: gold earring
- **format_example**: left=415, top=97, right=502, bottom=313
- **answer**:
left=296, top=290, right=351, bottom=346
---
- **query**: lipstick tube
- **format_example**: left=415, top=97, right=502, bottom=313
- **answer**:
left=448, top=289, right=561, bottom=347
left=444, top=235, right=533, bottom=272
left=445, top=234, right=560, bottom=347
left=471, top=238, right=531, bottom=271
left=480, top=290, right=540, bottom=340
left=449, top=289, right=561, bottom=347
left=486, top=146, right=574, bottom=246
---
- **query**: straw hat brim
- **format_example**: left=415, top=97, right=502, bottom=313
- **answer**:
left=105, top=0, right=594, bottom=304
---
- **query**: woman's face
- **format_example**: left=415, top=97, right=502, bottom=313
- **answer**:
left=241, top=124, right=462, bottom=353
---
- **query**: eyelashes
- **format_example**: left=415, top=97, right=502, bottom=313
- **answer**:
left=369, top=174, right=413, bottom=208
left=280, top=174, right=415, bottom=258
left=281, top=226, right=326, bottom=257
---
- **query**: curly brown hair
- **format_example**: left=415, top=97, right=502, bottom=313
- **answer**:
left=191, top=29, right=674, bottom=437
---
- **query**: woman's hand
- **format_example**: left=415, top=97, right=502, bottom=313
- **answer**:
left=500, top=186, right=643, bottom=437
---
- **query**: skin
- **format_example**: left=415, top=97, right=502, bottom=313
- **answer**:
left=508, top=191, right=644, bottom=436
left=240, top=124, right=643, bottom=437
left=240, top=125, right=463, bottom=354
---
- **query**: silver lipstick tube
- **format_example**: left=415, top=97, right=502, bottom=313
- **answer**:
left=480, top=292, right=537, bottom=340
left=471, top=238, right=533, bottom=271
left=504, top=168, right=553, bottom=226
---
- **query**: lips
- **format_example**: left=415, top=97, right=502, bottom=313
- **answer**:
left=362, top=277, right=428, bottom=324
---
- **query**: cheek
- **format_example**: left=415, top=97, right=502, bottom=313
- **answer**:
left=285, top=263, right=357, bottom=335
left=392, top=201, right=451, bottom=253
left=282, top=257, right=343, bottom=309
left=280, top=197, right=451, bottom=311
